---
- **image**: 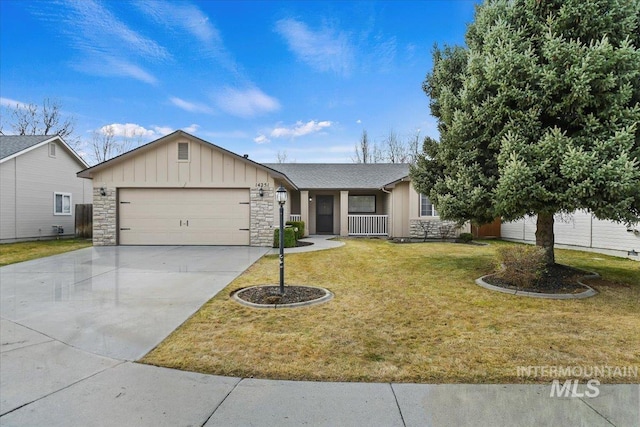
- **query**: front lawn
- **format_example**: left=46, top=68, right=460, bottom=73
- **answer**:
left=0, top=238, right=93, bottom=266
left=141, top=239, right=639, bottom=383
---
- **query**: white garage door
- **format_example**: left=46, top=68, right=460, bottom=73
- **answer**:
left=119, top=188, right=250, bottom=245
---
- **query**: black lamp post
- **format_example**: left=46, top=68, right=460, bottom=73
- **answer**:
left=275, top=185, right=288, bottom=295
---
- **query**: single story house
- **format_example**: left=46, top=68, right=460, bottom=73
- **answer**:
left=78, top=130, right=460, bottom=246
left=1, top=135, right=91, bottom=243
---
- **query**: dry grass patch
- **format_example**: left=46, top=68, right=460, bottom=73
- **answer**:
left=0, top=239, right=93, bottom=266
left=141, top=239, right=639, bottom=383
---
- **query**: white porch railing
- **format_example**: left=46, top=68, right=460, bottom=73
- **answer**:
left=290, top=214, right=302, bottom=222
left=348, top=215, right=388, bottom=236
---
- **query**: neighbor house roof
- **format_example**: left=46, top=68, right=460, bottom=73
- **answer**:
left=0, top=135, right=88, bottom=167
left=264, top=163, right=410, bottom=190
left=0, top=135, right=53, bottom=160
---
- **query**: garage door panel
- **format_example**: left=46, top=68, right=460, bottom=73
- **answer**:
left=119, top=189, right=250, bottom=245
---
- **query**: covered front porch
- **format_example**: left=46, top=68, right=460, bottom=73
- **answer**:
left=288, top=190, right=390, bottom=237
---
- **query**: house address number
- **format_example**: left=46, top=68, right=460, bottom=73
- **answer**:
left=256, top=183, right=269, bottom=188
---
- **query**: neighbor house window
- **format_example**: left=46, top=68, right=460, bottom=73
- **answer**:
left=420, top=194, right=437, bottom=217
left=49, top=143, right=56, bottom=158
left=177, top=142, right=189, bottom=161
left=54, top=192, right=72, bottom=215
left=348, top=195, right=376, bottom=213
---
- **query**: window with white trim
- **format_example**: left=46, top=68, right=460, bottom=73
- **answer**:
left=420, top=194, right=437, bottom=217
left=54, top=192, right=72, bottom=215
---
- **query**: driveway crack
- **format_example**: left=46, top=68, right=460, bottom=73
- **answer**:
left=200, top=377, right=243, bottom=427
left=390, top=383, right=407, bottom=427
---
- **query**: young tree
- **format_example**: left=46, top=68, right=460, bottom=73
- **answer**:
left=411, top=0, right=640, bottom=265
left=276, top=150, right=288, bottom=163
left=407, top=130, right=421, bottom=164
left=353, top=129, right=371, bottom=163
left=383, top=129, right=410, bottom=163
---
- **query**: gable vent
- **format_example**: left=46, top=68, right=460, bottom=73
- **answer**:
left=49, top=143, right=56, bottom=157
left=178, top=142, right=189, bottom=161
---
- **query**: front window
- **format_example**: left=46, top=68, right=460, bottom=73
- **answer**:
left=420, top=194, right=437, bottom=217
left=54, top=192, right=72, bottom=215
left=348, top=195, right=376, bottom=213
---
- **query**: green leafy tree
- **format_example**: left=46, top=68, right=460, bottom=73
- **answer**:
left=411, top=0, right=640, bottom=265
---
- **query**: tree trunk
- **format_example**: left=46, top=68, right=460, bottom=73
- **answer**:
left=535, top=212, right=555, bottom=266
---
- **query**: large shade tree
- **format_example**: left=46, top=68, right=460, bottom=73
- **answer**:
left=411, top=0, right=640, bottom=265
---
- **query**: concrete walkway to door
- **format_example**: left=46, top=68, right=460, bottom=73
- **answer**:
left=1, top=244, right=638, bottom=426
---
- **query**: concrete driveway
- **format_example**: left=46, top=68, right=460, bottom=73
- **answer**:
left=1, top=245, right=267, bottom=416
left=1, top=245, right=267, bottom=360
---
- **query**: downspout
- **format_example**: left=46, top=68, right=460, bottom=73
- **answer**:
left=381, top=186, right=392, bottom=237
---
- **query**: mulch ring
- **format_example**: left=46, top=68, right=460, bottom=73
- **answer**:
left=483, top=264, right=595, bottom=294
left=233, top=285, right=332, bottom=307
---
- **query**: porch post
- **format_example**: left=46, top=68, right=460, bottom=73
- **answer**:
left=301, top=190, right=310, bottom=237
left=340, top=190, right=349, bottom=237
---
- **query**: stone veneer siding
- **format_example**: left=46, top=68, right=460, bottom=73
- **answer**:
left=409, top=218, right=460, bottom=240
left=93, top=187, right=117, bottom=246
left=250, top=187, right=275, bottom=247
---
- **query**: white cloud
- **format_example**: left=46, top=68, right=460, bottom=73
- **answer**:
left=356, top=119, right=362, bottom=124
left=370, top=35, right=397, bottom=71
left=99, top=123, right=156, bottom=138
left=135, top=0, right=239, bottom=75
left=152, top=126, right=174, bottom=135
left=275, top=18, right=354, bottom=76
left=96, top=123, right=176, bottom=139
left=75, top=57, right=158, bottom=84
left=65, top=0, right=170, bottom=60
left=254, top=134, right=270, bottom=144
left=30, top=0, right=168, bottom=84
left=270, top=120, right=332, bottom=138
left=183, top=124, right=199, bottom=133
left=136, top=0, right=220, bottom=45
left=216, top=87, right=280, bottom=118
left=169, top=97, right=214, bottom=114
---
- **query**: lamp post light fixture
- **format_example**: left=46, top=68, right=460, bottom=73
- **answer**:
left=276, top=185, right=288, bottom=295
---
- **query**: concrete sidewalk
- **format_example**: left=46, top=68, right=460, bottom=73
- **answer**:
left=2, top=322, right=637, bottom=427
left=1, top=242, right=638, bottom=426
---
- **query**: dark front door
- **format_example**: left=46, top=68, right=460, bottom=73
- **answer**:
left=316, top=195, right=334, bottom=234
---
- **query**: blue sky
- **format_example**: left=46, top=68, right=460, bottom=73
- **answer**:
left=1, top=0, right=477, bottom=164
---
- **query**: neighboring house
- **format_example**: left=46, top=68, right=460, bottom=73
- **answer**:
left=78, top=130, right=459, bottom=247
left=0, top=135, right=91, bottom=243
left=502, top=213, right=640, bottom=260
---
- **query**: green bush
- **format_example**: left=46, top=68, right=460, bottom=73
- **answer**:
left=495, top=245, right=547, bottom=289
left=286, top=221, right=305, bottom=240
left=273, top=227, right=297, bottom=248
left=458, top=232, right=473, bottom=243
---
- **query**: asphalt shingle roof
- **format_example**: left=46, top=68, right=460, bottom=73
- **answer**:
left=264, top=163, right=410, bottom=189
left=0, top=135, right=53, bottom=160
